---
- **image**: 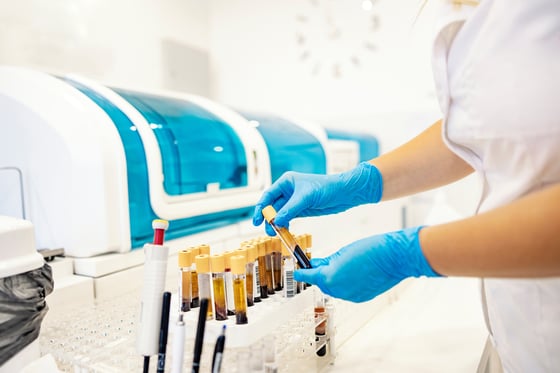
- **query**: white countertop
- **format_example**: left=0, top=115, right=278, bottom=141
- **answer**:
left=324, top=277, right=488, bottom=373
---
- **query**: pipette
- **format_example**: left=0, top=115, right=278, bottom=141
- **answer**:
left=137, top=219, right=170, bottom=372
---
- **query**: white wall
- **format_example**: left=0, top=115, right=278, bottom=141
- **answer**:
left=209, top=0, right=442, bottom=150
left=208, top=0, right=480, bottom=218
left=0, top=0, right=210, bottom=91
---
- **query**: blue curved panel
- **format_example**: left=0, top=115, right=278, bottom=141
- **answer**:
left=326, top=128, right=379, bottom=161
left=113, top=89, right=248, bottom=195
left=63, top=79, right=251, bottom=249
left=239, top=112, right=327, bottom=182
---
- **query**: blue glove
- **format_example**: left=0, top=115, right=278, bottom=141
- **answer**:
left=253, top=162, right=383, bottom=235
left=293, top=226, right=441, bottom=302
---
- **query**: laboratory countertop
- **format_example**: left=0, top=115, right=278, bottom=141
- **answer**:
left=324, top=277, right=487, bottom=373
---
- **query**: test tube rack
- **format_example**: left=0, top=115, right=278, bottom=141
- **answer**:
left=178, top=285, right=313, bottom=348
left=39, top=285, right=334, bottom=372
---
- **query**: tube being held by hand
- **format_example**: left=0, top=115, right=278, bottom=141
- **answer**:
left=261, top=206, right=312, bottom=269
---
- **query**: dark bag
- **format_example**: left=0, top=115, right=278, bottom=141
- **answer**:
left=0, top=263, right=53, bottom=366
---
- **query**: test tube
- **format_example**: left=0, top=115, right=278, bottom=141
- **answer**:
left=210, top=254, right=228, bottom=321
left=250, top=342, right=264, bottom=372
left=314, top=292, right=327, bottom=357
left=295, top=235, right=307, bottom=291
left=190, top=247, right=201, bottom=308
left=231, top=255, right=248, bottom=325
left=236, top=246, right=254, bottom=307
left=248, top=243, right=262, bottom=303
left=199, top=244, right=211, bottom=256
left=195, top=254, right=213, bottom=320
left=235, top=246, right=248, bottom=258
left=263, top=238, right=276, bottom=295
left=271, top=237, right=283, bottom=292
left=256, top=240, right=268, bottom=299
left=325, top=296, right=336, bottom=358
left=178, top=249, right=192, bottom=312
left=263, top=335, right=278, bottom=373
left=223, top=250, right=236, bottom=316
left=304, top=233, right=313, bottom=288
left=305, top=234, right=313, bottom=261
left=237, top=350, right=251, bottom=373
left=261, top=206, right=312, bottom=269
left=233, top=253, right=248, bottom=311
left=281, top=243, right=295, bottom=298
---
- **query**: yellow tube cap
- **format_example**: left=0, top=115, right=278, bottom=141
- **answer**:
left=256, top=240, right=266, bottom=257
left=271, top=237, right=281, bottom=252
left=222, top=250, right=234, bottom=269
left=210, top=254, right=225, bottom=272
left=242, top=244, right=257, bottom=262
left=189, top=246, right=200, bottom=256
left=235, top=247, right=248, bottom=261
left=199, top=244, right=211, bottom=256
left=261, top=205, right=277, bottom=223
left=264, top=237, right=274, bottom=255
left=178, top=249, right=192, bottom=267
left=195, top=254, right=210, bottom=273
left=231, top=255, right=246, bottom=275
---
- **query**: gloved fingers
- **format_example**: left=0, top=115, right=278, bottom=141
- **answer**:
left=252, top=198, right=285, bottom=226
left=255, top=183, right=285, bottom=209
left=264, top=221, right=279, bottom=237
left=294, top=257, right=331, bottom=294
left=252, top=205, right=265, bottom=226
left=260, top=173, right=296, bottom=203
left=310, top=257, right=329, bottom=267
left=293, top=266, right=324, bottom=285
left=274, top=179, right=321, bottom=227
left=253, top=194, right=290, bottom=228
left=274, top=193, right=306, bottom=228
left=252, top=177, right=295, bottom=226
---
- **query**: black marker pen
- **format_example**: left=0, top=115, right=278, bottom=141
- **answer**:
left=157, top=292, right=172, bottom=373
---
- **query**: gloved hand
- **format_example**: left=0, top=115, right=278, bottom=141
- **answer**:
left=253, top=162, right=383, bottom=235
left=293, top=226, right=442, bottom=302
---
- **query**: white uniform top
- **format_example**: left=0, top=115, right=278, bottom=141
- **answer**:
left=431, top=0, right=560, bottom=372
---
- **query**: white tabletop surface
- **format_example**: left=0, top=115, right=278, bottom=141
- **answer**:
left=324, top=277, right=488, bottom=373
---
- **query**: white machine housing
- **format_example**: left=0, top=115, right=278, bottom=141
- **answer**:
left=0, top=67, right=271, bottom=257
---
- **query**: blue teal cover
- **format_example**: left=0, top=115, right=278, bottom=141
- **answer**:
left=63, top=79, right=251, bottom=249
left=240, top=112, right=327, bottom=182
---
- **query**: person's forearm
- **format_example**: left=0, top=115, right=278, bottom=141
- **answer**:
left=420, top=183, right=560, bottom=277
left=370, top=120, right=474, bottom=201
